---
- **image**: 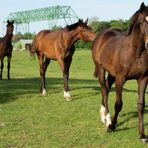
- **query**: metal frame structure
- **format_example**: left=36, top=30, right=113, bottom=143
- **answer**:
left=3, top=5, right=79, bottom=33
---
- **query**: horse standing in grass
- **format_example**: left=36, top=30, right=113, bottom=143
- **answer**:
left=92, top=2, right=148, bottom=142
left=30, top=19, right=96, bottom=101
left=0, top=20, right=14, bottom=80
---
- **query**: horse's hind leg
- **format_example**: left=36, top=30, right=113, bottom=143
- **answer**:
left=137, top=78, right=148, bottom=143
left=63, top=57, right=72, bottom=101
left=108, top=76, right=124, bottom=131
left=96, top=66, right=111, bottom=126
left=0, top=58, right=4, bottom=80
left=38, top=54, right=47, bottom=95
left=42, top=58, right=50, bottom=95
left=7, top=55, right=11, bottom=80
left=106, top=74, right=115, bottom=92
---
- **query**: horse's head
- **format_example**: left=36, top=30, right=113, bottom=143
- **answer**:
left=138, top=2, right=148, bottom=22
left=76, top=19, right=96, bottom=42
left=128, top=2, right=148, bottom=34
left=6, top=20, right=14, bottom=35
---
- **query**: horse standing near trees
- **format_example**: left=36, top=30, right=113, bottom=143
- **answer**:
left=92, top=2, right=148, bottom=142
left=0, top=20, right=14, bottom=80
left=30, top=19, right=96, bottom=101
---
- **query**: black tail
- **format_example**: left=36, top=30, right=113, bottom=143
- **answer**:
left=28, top=39, right=36, bottom=57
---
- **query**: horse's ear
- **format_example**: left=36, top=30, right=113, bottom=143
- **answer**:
left=139, top=2, right=145, bottom=12
left=85, top=18, right=88, bottom=25
left=12, top=20, right=14, bottom=24
left=78, top=19, right=83, bottom=23
left=7, top=20, right=10, bottom=24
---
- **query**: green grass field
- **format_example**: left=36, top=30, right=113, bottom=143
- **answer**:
left=0, top=49, right=148, bottom=148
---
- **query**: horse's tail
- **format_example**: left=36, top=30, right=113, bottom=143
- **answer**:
left=29, top=38, right=37, bottom=57
left=94, top=66, right=98, bottom=78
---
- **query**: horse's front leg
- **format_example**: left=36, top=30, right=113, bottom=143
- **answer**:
left=58, top=56, right=72, bottom=101
left=96, top=66, right=111, bottom=126
left=7, top=55, right=11, bottom=80
left=137, top=78, right=148, bottom=143
left=0, top=58, right=4, bottom=80
left=108, top=76, right=124, bottom=131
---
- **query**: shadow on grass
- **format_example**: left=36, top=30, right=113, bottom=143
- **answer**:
left=0, top=77, right=99, bottom=104
left=0, top=77, right=147, bottom=104
left=115, top=108, right=148, bottom=132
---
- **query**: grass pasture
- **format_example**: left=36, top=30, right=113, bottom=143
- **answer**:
left=0, top=49, right=148, bottom=147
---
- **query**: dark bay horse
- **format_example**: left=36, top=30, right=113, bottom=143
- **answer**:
left=30, top=19, right=96, bottom=101
left=92, top=3, right=148, bottom=142
left=0, top=20, right=14, bottom=80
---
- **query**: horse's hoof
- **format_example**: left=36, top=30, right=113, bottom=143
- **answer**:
left=107, top=124, right=115, bottom=132
left=141, top=138, right=148, bottom=143
left=42, top=89, right=46, bottom=96
left=64, top=91, right=71, bottom=98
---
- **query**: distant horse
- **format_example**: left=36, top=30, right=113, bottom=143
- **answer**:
left=30, top=19, right=96, bottom=101
left=0, top=20, right=14, bottom=80
left=92, top=2, right=148, bottom=142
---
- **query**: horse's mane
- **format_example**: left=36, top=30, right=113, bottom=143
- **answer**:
left=127, top=10, right=140, bottom=35
left=66, top=19, right=85, bottom=31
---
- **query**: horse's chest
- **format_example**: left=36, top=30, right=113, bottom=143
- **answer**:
left=4, top=46, right=12, bottom=56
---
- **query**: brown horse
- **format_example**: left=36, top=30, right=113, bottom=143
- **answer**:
left=30, top=19, right=96, bottom=101
left=0, top=20, right=14, bottom=80
left=92, top=3, right=148, bottom=142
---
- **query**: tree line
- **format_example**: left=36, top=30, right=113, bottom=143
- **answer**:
left=13, top=18, right=130, bottom=48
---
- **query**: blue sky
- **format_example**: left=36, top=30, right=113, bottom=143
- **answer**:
left=0, top=0, right=147, bottom=36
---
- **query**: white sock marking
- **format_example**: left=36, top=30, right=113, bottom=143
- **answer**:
left=106, top=113, right=111, bottom=126
left=100, top=105, right=106, bottom=124
left=42, top=88, right=46, bottom=96
left=64, top=91, right=71, bottom=98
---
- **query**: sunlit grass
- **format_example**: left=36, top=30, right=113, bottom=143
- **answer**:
left=0, top=49, right=147, bottom=147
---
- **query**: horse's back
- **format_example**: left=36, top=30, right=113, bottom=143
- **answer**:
left=93, top=28, right=123, bottom=51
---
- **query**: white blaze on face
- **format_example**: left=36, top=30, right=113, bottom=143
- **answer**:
left=145, top=16, right=148, bottom=22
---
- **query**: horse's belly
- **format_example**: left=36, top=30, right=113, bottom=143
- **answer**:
left=43, top=50, right=57, bottom=60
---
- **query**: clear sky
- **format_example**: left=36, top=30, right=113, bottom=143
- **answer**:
left=0, top=0, right=147, bottom=36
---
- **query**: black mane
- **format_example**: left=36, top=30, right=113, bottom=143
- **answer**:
left=127, top=10, right=140, bottom=35
left=66, top=19, right=85, bottom=31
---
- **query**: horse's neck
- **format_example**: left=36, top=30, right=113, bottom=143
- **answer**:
left=130, top=26, right=144, bottom=57
left=4, top=32, right=13, bottom=44
left=61, top=29, right=79, bottom=49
